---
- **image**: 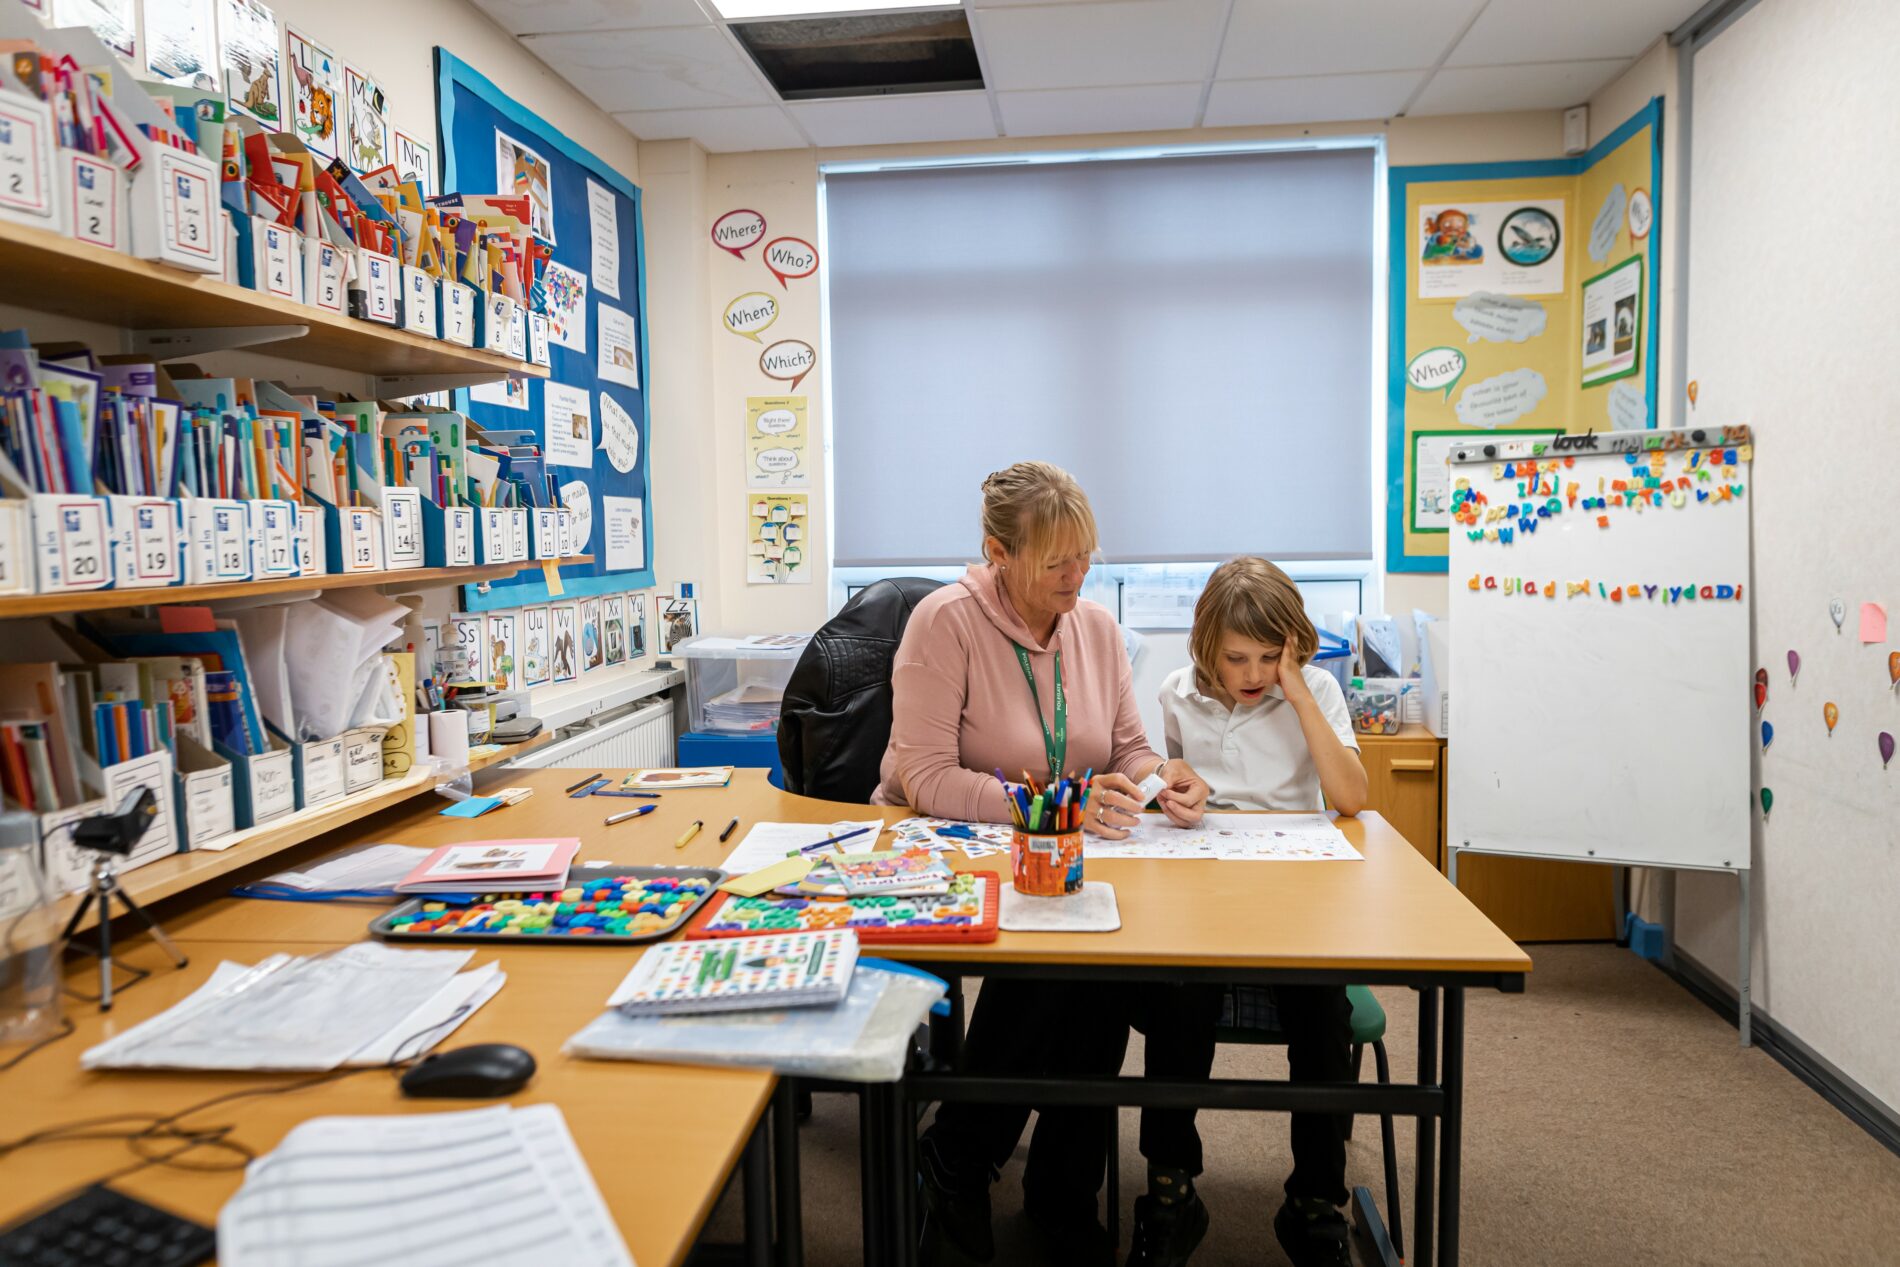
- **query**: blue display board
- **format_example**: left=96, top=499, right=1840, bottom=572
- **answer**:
left=434, top=49, right=654, bottom=610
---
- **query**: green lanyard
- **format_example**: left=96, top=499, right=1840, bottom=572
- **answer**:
left=1012, top=643, right=1066, bottom=780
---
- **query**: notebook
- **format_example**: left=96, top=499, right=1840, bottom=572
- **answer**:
left=832, top=848, right=956, bottom=896
left=607, top=930, right=857, bottom=1016
left=395, top=838, right=581, bottom=894
left=621, top=766, right=734, bottom=789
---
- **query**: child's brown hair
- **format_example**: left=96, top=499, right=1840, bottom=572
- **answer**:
left=1189, top=557, right=1318, bottom=693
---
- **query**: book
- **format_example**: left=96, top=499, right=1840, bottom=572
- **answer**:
left=607, top=930, right=857, bottom=1017
left=395, top=838, right=582, bottom=894
left=621, top=766, right=734, bottom=789
left=831, top=848, right=956, bottom=896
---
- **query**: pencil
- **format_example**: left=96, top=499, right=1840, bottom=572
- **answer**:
left=564, top=771, right=603, bottom=793
left=675, top=820, right=703, bottom=849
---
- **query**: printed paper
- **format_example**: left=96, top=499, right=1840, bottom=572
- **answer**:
left=588, top=178, right=620, bottom=299
left=143, top=0, right=217, bottom=88
left=745, top=493, right=810, bottom=585
left=1418, top=199, right=1566, bottom=300
left=746, top=396, right=807, bottom=489
left=1580, top=254, right=1642, bottom=387
left=543, top=261, right=588, bottom=352
left=53, top=0, right=135, bottom=60
left=496, top=130, right=554, bottom=243
left=221, top=0, right=281, bottom=125
left=285, top=27, right=342, bottom=159
left=598, top=304, right=639, bottom=388
left=603, top=496, right=644, bottom=573
left=343, top=65, right=389, bottom=173
left=543, top=382, right=593, bottom=468
left=394, top=130, right=433, bottom=198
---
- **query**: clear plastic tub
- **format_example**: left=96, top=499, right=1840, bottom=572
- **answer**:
left=1347, top=676, right=1404, bottom=735
left=674, top=635, right=808, bottom=734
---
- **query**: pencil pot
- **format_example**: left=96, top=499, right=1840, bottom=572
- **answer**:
left=1011, top=828, right=1084, bottom=897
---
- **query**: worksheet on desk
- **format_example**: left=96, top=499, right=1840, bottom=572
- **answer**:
left=719, top=819, right=887, bottom=874
left=1087, top=814, right=1361, bottom=862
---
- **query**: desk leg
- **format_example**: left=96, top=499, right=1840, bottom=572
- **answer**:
left=1413, top=987, right=1438, bottom=1267
left=930, top=972, right=964, bottom=1065
left=743, top=1113, right=772, bottom=1267
left=890, top=1080, right=919, bottom=1267
left=859, top=1087, right=888, bottom=1265
left=1438, top=989, right=1465, bottom=1267
left=774, top=1082, right=804, bottom=1267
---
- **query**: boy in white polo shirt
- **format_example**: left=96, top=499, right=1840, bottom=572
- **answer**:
left=1128, top=556, right=1368, bottom=1267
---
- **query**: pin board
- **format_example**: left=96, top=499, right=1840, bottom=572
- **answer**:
left=1389, top=99, right=1662, bottom=574
left=433, top=49, right=654, bottom=611
left=1446, top=426, right=1751, bottom=872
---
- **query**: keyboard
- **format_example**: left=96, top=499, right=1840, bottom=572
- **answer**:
left=0, top=1183, right=215, bottom=1267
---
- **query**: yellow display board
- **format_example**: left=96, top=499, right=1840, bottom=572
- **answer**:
left=1389, top=100, right=1661, bottom=572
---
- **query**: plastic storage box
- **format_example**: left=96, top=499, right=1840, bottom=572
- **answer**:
left=673, top=635, right=807, bottom=735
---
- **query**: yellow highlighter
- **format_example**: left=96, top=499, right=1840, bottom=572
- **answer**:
left=675, top=819, right=703, bottom=850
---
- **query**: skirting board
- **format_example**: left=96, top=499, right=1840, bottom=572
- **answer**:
left=1660, top=951, right=1900, bottom=1159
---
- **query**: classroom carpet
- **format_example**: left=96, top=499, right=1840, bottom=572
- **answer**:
left=695, top=943, right=1900, bottom=1266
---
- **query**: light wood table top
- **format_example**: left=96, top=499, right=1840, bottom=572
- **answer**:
left=160, top=769, right=1530, bottom=981
left=0, top=940, right=773, bottom=1267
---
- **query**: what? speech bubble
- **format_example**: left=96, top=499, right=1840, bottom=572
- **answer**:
left=762, top=236, right=819, bottom=288
left=759, top=339, right=817, bottom=392
left=723, top=292, right=779, bottom=343
left=1406, top=346, right=1466, bottom=400
left=711, top=209, right=767, bottom=259
left=756, top=407, right=798, bottom=435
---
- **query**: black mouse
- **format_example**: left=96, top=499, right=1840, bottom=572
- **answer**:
left=399, top=1044, right=537, bottom=1099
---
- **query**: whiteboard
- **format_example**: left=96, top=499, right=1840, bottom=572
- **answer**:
left=1446, top=429, right=1751, bottom=871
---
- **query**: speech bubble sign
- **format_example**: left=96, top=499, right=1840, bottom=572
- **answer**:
left=760, top=338, right=817, bottom=392
left=1607, top=380, right=1648, bottom=429
left=1455, top=368, right=1547, bottom=429
left=711, top=208, right=766, bottom=259
left=1589, top=183, right=1626, bottom=262
left=1627, top=187, right=1653, bottom=240
left=1453, top=292, right=1547, bottom=344
left=560, top=479, right=593, bottom=550
left=756, top=447, right=798, bottom=474
left=723, top=291, right=778, bottom=343
left=598, top=391, right=639, bottom=473
left=1406, top=346, right=1466, bottom=400
left=756, top=407, right=798, bottom=435
left=762, top=236, right=819, bottom=288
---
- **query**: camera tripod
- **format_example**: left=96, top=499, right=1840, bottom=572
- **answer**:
left=59, top=851, right=188, bottom=1011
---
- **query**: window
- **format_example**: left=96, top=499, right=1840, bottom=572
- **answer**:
left=822, top=142, right=1380, bottom=570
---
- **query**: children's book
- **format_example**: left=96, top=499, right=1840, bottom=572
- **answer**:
left=831, top=848, right=955, bottom=896
left=621, top=766, right=733, bottom=789
left=395, top=838, right=580, bottom=894
left=607, top=930, right=857, bottom=1016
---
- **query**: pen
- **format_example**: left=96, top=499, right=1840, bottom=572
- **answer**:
left=569, top=778, right=608, bottom=798
left=675, top=820, right=703, bottom=849
left=719, top=816, right=740, bottom=843
left=564, top=771, right=603, bottom=794
left=798, top=825, right=875, bottom=854
left=605, top=805, right=656, bottom=825
left=593, top=789, right=660, bottom=799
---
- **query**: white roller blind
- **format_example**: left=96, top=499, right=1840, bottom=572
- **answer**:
left=824, top=147, right=1376, bottom=566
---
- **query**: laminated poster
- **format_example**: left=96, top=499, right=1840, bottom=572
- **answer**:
left=1417, top=199, right=1566, bottom=300
left=221, top=0, right=281, bottom=125
left=745, top=493, right=810, bottom=585
left=746, top=396, right=807, bottom=489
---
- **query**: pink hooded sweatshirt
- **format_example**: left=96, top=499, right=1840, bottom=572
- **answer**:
left=873, top=563, right=1161, bottom=823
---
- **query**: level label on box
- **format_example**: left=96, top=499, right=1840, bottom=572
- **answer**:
left=482, top=294, right=512, bottom=352
left=506, top=509, right=529, bottom=561
left=311, top=242, right=346, bottom=312
left=402, top=266, right=437, bottom=335
left=383, top=490, right=421, bottom=566
left=301, top=738, right=346, bottom=807
left=255, top=501, right=296, bottom=576
left=534, top=507, right=560, bottom=558
left=297, top=504, right=322, bottom=573
left=0, top=99, right=54, bottom=218
left=130, top=499, right=179, bottom=583
left=68, top=153, right=121, bottom=249
left=362, top=252, right=397, bottom=323
left=447, top=506, right=475, bottom=567
left=343, top=508, right=380, bottom=572
left=529, top=312, right=551, bottom=367
left=0, top=504, right=22, bottom=593
left=443, top=283, right=475, bottom=346
left=261, top=223, right=300, bottom=301
left=45, top=498, right=109, bottom=590
left=508, top=306, right=527, bottom=359
left=211, top=504, right=248, bottom=578
left=160, top=151, right=216, bottom=263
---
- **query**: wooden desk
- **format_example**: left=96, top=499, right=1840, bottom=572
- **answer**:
left=0, top=939, right=773, bottom=1267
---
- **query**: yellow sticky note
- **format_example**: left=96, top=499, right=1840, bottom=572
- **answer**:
left=718, top=856, right=813, bottom=897
left=542, top=561, right=564, bottom=595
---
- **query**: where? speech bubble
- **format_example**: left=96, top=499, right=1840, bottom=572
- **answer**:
left=711, top=209, right=767, bottom=259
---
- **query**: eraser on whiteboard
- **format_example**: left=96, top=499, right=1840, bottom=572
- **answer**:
left=1136, top=771, right=1168, bottom=804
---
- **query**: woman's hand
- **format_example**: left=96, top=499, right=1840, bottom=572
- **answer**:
left=1154, top=759, right=1208, bottom=827
left=1082, top=771, right=1144, bottom=840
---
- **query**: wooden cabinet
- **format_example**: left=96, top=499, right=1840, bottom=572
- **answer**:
left=1356, top=726, right=1616, bottom=942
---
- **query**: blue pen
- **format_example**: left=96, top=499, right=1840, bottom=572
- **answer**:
left=569, top=778, right=609, bottom=798
left=592, top=788, right=661, bottom=799
left=605, top=804, right=658, bottom=825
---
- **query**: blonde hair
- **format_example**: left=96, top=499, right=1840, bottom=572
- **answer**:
left=1190, top=557, right=1318, bottom=692
left=980, top=462, right=1099, bottom=566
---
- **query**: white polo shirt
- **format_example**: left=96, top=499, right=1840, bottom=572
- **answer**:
left=1158, top=664, right=1360, bottom=811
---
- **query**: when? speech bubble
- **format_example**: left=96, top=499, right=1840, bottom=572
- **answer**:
left=756, top=447, right=799, bottom=474
left=711, top=209, right=766, bottom=259
left=759, top=339, right=817, bottom=392
left=1455, top=368, right=1547, bottom=429
left=1406, top=346, right=1466, bottom=400
left=762, top=236, right=818, bottom=288
left=756, top=407, right=798, bottom=435
left=723, top=292, right=778, bottom=343
left=598, top=392, right=640, bottom=473
left=1453, top=293, right=1547, bottom=344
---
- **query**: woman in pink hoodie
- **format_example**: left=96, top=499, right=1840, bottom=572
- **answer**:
left=877, top=461, right=1208, bottom=1265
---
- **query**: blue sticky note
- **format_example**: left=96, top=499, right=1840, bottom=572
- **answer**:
left=441, top=796, right=502, bottom=818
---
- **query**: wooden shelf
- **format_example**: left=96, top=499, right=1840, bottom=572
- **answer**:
left=0, top=218, right=546, bottom=381
left=56, top=730, right=551, bottom=934
left=0, top=556, right=592, bottom=620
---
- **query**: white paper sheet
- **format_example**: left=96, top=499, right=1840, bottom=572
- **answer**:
left=545, top=381, right=594, bottom=468
left=1088, top=813, right=1361, bottom=861
left=256, top=843, right=428, bottom=892
left=598, top=303, right=639, bottom=388
left=588, top=177, right=621, bottom=299
left=603, top=495, right=644, bottom=571
left=720, top=819, right=887, bottom=875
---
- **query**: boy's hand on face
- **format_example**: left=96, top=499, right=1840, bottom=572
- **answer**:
left=1277, top=651, right=1313, bottom=702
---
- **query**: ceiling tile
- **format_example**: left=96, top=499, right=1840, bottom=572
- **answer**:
left=614, top=105, right=809, bottom=151
left=1446, top=0, right=1705, bottom=67
left=788, top=91, right=996, bottom=147
left=972, top=0, right=1227, bottom=91
left=997, top=83, right=1203, bottom=137
left=1217, top=0, right=1484, bottom=79
left=521, top=26, right=773, bottom=112
left=1204, top=70, right=1424, bottom=127
left=1410, top=59, right=1633, bottom=115
left=470, top=0, right=710, bottom=36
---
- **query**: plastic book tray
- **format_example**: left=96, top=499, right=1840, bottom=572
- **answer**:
left=685, top=871, right=1000, bottom=944
left=368, top=866, right=725, bottom=945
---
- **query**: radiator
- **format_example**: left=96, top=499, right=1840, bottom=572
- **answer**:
left=509, top=698, right=675, bottom=769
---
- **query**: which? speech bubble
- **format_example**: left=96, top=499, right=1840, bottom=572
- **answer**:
left=1455, top=368, right=1547, bottom=429
left=723, top=292, right=779, bottom=343
left=1453, top=293, right=1547, bottom=343
left=762, top=236, right=818, bottom=288
left=598, top=392, right=640, bottom=474
left=756, top=407, right=798, bottom=436
left=711, top=209, right=767, bottom=259
left=1407, top=346, right=1466, bottom=399
left=759, top=339, right=817, bottom=392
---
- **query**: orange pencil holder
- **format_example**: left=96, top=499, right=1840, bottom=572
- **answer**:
left=1011, top=828, right=1084, bottom=897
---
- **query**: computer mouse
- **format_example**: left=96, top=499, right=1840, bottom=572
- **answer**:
left=399, top=1043, right=537, bottom=1099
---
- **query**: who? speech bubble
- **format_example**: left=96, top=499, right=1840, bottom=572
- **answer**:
left=1407, top=346, right=1466, bottom=400
left=711, top=209, right=767, bottom=259
left=1453, top=293, right=1547, bottom=344
left=760, top=339, right=817, bottom=392
left=1456, top=368, right=1547, bottom=429
left=756, top=407, right=798, bottom=435
left=762, top=236, right=819, bottom=288
left=723, top=292, right=779, bottom=343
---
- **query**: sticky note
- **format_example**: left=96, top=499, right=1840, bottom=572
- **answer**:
left=441, top=796, right=502, bottom=818
left=718, top=856, right=814, bottom=897
left=1860, top=603, right=1887, bottom=644
left=542, top=560, right=565, bottom=594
